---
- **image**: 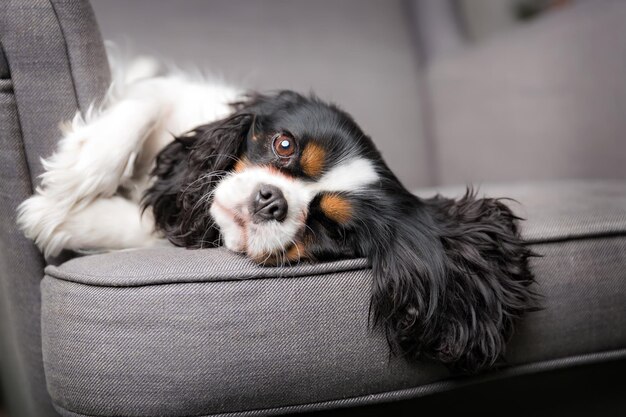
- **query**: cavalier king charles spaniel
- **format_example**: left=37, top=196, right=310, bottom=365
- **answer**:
left=18, top=64, right=537, bottom=373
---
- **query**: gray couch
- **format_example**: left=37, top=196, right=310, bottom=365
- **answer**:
left=1, top=1, right=625, bottom=416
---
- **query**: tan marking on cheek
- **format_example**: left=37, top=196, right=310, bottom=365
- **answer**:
left=320, top=193, right=352, bottom=224
left=241, top=226, right=248, bottom=253
left=234, top=157, right=248, bottom=173
left=286, top=241, right=307, bottom=261
left=249, top=241, right=307, bottom=266
left=300, top=142, right=326, bottom=177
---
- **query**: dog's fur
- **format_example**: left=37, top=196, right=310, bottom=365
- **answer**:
left=18, top=63, right=537, bottom=373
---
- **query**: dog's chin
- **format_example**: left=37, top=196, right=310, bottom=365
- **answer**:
left=210, top=201, right=306, bottom=266
left=228, top=224, right=305, bottom=266
left=246, top=221, right=305, bottom=265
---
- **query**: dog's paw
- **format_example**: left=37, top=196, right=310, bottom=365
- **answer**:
left=17, top=194, right=72, bottom=257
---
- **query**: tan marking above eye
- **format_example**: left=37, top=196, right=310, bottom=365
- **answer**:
left=319, top=193, right=352, bottom=224
left=300, top=142, right=326, bottom=177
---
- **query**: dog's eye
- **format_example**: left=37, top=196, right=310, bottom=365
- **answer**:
left=272, top=133, right=296, bottom=158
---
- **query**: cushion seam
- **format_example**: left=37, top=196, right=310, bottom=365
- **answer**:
left=44, top=262, right=371, bottom=287
left=526, top=229, right=626, bottom=244
left=46, top=231, right=626, bottom=286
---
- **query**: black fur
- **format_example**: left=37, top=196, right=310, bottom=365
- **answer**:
left=143, top=113, right=252, bottom=247
left=143, top=91, right=538, bottom=373
left=364, top=187, right=537, bottom=372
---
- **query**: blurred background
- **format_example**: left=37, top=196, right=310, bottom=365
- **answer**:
left=91, top=0, right=626, bottom=190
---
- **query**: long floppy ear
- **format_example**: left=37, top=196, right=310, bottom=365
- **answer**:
left=369, top=188, right=537, bottom=373
left=143, top=113, right=252, bottom=247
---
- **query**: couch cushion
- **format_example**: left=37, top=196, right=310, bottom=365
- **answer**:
left=42, top=180, right=626, bottom=417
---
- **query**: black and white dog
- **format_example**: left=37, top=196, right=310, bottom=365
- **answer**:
left=18, top=63, right=537, bottom=373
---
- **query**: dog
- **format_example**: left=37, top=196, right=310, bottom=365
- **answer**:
left=17, top=62, right=537, bottom=373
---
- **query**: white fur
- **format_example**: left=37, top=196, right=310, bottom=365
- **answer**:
left=18, top=60, right=242, bottom=257
left=311, top=158, right=379, bottom=194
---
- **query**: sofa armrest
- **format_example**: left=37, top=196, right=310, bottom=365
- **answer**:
left=0, top=1, right=110, bottom=416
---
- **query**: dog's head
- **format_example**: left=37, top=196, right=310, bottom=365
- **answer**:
left=144, top=91, right=537, bottom=372
left=145, top=91, right=386, bottom=263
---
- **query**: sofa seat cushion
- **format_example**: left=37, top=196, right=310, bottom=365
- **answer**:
left=42, top=180, right=626, bottom=417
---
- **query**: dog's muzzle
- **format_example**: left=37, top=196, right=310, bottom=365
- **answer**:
left=210, top=167, right=313, bottom=258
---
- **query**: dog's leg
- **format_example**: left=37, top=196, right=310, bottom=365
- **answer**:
left=58, top=197, right=166, bottom=253
left=18, top=98, right=164, bottom=257
left=42, top=99, right=162, bottom=200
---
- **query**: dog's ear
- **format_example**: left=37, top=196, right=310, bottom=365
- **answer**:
left=142, top=137, right=192, bottom=242
left=143, top=112, right=253, bottom=247
left=368, top=188, right=537, bottom=373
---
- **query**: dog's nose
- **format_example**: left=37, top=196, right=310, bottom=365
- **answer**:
left=252, top=184, right=288, bottom=223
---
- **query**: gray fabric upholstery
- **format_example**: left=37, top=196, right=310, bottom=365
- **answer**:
left=1, top=0, right=110, bottom=179
left=41, top=181, right=626, bottom=417
left=425, top=0, right=626, bottom=185
left=0, top=61, right=46, bottom=417
left=0, top=1, right=110, bottom=416
left=419, top=181, right=626, bottom=242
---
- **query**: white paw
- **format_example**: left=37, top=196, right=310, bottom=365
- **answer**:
left=16, top=194, right=71, bottom=257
